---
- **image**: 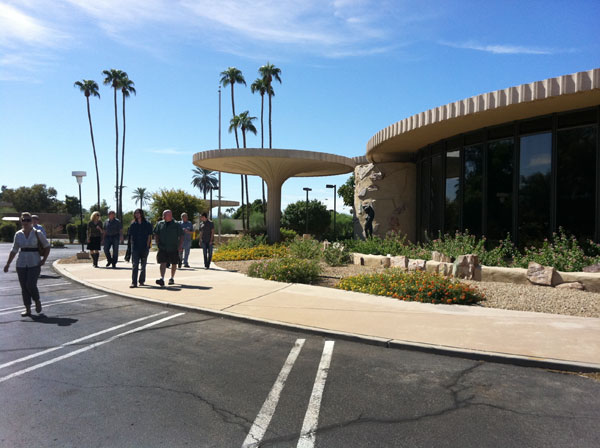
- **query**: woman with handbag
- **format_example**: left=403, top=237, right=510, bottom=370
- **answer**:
left=3, top=212, right=51, bottom=317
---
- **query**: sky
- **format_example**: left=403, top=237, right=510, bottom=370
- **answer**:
left=1, top=0, right=599, bottom=216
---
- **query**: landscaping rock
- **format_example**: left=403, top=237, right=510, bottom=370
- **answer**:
left=353, top=253, right=391, bottom=268
left=583, top=263, right=600, bottom=273
left=556, top=281, right=585, bottom=291
left=390, top=255, right=408, bottom=270
left=527, top=262, right=558, bottom=286
left=408, top=259, right=426, bottom=271
left=431, top=251, right=452, bottom=263
left=452, top=254, right=479, bottom=280
left=426, top=261, right=440, bottom=274
left=439, top=262, right=454, bottom=276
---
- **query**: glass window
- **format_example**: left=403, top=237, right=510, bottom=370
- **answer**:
left=558, top=109, right=596, bottom=128
left=487, top=139, right=514, bottom=243
left=419, top=159, right=430, bottom=240
left=430, top=154, right=443, bottom=236
left=556, top=126, right=597, bottom=240
left=445, top=150, right=461, bottom=233
left=519, top=132, right=552, bottom=245
left=463, top=145, right=483, bottom=236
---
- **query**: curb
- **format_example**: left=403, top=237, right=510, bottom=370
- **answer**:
left=52, top=260, right=600, bottom=374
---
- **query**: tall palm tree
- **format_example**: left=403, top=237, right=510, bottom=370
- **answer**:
left=74, top=79, right=101, bottom=211
left=258, top=63, right=282, bottom=149
left=228, top=114, right=247, bottom=231
left=250, top=78, right=272, bottom=225
left=119, top=76, right=136, bottom=221
left=238, top=111, right=257, bottom=231
left=191, top=167, right=219, bottom=200
left=220, top=67, right=247, bottom=229
left=102, top=68, right=128, bottom=218
left=131, top=187, right=151, bottom=210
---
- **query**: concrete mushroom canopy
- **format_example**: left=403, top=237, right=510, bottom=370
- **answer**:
left=193, top=148, right=355, bottom=241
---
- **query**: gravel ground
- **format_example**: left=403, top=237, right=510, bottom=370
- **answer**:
left=215, top=260, right=600, bottom=318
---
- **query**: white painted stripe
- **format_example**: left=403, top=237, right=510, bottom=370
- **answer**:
left=0, top=281, right=70, bottom=291
left=0, top=294, right=105, bottom=312
left=0, top=295, right=106, bottom=316
left=297, top=341, right=335, bottom=448
left=242, top=339, right=306, bottom=448
left=0, top=311, right=168, bottom=370
left=0, top=312, right=185, bottom=383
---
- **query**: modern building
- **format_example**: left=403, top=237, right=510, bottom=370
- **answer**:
left=357, top=68, right=600, bottom=246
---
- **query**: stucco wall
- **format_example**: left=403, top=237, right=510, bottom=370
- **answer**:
left=353, top=162, right=416, bottom=241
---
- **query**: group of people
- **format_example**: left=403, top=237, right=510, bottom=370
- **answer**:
left=86, top=209, right=214, bottom=288
left=3, top=210, right=214, bottom=318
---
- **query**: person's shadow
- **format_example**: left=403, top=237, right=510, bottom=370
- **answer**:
left=31, top=314, right=78, bottom=326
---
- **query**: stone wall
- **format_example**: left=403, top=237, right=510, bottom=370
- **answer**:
left=353, top=162, right=416, bottom=241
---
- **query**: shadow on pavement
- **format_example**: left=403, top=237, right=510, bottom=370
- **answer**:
left=30, top=314, right=78, bottom=326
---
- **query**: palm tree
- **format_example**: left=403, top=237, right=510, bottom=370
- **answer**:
left=250, top=78, right=272, bottom=226
left=258, top=63, right=282, bottom=149
left=220, top=67, right=247, bottom=229
left=74, top=79, right=101, bottom=211
left=119, top=76, right=136, bottom=221
left=102, top=68, right=128, bottom=218
left=131, top=187, right=151, bottom=210
left=238, top=111, right=257, bottom=231
left=228, top=114, right=246, bottom=231
left=191, top=167, right=219, bottom=200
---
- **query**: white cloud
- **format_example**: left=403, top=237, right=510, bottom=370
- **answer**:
left=0, top=2, right=67, bottom=49
left=440, top=40, right=553, bottom=55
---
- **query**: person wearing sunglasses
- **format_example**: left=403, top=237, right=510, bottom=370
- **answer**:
left=3, top=212, right=51, bottom=317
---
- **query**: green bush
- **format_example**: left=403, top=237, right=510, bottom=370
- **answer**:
left=66, top=223, right=77, bottom=243
left=77, top=223, right=87, bottom=244
left=337, top=270, right=485, bottom=305
left=51, top=240, right=65, bottom=248
left=288, top=237, right=322, bottom=260
left=213, top=218, right=235, bottom=234
left=248, top=257, right=322, bottom=284
left=219, top=234, right=268, bottom=250
left=0, top=222, right=17, bottom=242
left=213, top=244, right=287, bottom=261
left=279, top=227, right=297, bottom=242
left=323, top=242, right=350, bottom=266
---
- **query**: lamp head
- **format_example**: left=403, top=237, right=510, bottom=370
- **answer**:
left=72, top=171, right=87, bottom=185
left=326, top=184, right=335, bottom=189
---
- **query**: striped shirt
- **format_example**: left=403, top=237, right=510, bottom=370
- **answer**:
left=11, top=229, right=50, bottom=268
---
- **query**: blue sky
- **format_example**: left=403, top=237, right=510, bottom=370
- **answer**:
left=1, top=0, right=599, bottom=215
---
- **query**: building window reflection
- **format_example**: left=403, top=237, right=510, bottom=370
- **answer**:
left=445, top=150, right=461, bottom=233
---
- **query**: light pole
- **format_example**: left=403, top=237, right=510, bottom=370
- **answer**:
left=303, top=187, right=311, bottom=235
left=217, top=86, right=222, bottom=243
left=72, top=171, right=87, bottom=254
left=326, top=184, right=336, bottom=237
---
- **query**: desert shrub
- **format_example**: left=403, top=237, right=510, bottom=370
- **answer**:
left=213, top=218, right=235, bottom=234
left=66, top=223, right=77, bottom=243
left=479, top=235, right=518, bottom=267
left=213, top=244, right=287, bottom=261
left=51, top=240, right=65, bottom=248
left=323, top=242, right=350, bottom=266
left=424, top=231, right=486, bottom=259
left=288, top=237, right=322, bottom=260
left=219, top=234, right=267, bottom=250
left=279, top=227, right=297, bottom=243
left=0, top=222, right=17, bottom=242
left=336, top=270, right=484, bottom=305
left=346, top=233, right=429, bottom=259
left=248, top=257, right=321, bottom=284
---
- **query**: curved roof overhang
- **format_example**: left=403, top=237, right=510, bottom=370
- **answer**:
left=367, top=68, right=600, bottom=163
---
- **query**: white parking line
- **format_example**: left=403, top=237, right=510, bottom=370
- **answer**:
left=0, top=295, right=107, bottom=316
left=0, top=311, right=168, bottom=370
left=0, top=294, right=106, bottom=312
left=297, top=341, right=335, bottom=448
left=242, top=339, right=306, bottom=448
left=0, top=312, right=186, bottom=383
left=0, top=281, right=70, bottom=291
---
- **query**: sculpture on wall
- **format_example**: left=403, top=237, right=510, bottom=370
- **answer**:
left=362, top=203, right=375, bottom=238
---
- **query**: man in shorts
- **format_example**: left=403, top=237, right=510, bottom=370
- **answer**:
left=154, top=210, right=183, bottom=287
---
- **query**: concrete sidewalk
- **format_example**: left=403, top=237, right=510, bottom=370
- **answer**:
left=53, top=249, right=600, bottom=372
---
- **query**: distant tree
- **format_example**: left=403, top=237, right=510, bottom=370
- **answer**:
left=281, top=199, right=331, bottom=236
left=119, top=76, right=136, bottom=221
left=63, top=195, right=81, bottom=216
left=338, top=174, right=355, bottom=212
left=235, top=110, right=257, bottom=231
left=150, top=189, right=206, bottom=223
left=90, top=199, right=110, bottom=217
left=74, top=79, right=101, bottom=210
left=258, top=62, right=282, bottom=149
left=131, top=187, right=151, bottom=210
left=250, top=77, right=272, bottom=223
left=1, top=185, right=61, bottom=212
left=191, top=168, right=219, bottom=200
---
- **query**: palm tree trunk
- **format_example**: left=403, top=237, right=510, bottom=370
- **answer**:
left=113, top=87, right=119, bottom=216
left=86, top=96, right=101, bottom=211
left=231, top=84, right=239, bottom=149
left=268, top=93, right=272, bottom=149
left=119, top=91, right=126, bottom=222
left=261, top=93, right=266, bottom=226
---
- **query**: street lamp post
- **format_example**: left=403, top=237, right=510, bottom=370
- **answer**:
left=303, top=187, right=312, bottom=235
left=72, top=171, right=87, bottom=254
left=326, top=184, right=336, bottom=237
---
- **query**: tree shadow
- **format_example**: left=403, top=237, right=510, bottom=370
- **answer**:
left=30, top=314, right=78, bottom=326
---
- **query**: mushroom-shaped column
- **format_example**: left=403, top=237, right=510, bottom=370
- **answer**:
left=193, top=149, right=355, bottom=242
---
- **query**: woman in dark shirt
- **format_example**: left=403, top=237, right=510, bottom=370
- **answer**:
left=87, top=211, right=104, bottom=267
left=127, top=209, right=153, bottom=287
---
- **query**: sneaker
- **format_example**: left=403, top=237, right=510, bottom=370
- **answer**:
left=168, top=278, right=175, bottom=285
left=21, top=309, right=31, bottom=317
left=34, top=300, right=42, bottom=313
left=184, top=263, right=190, bottom=268
left=156, top=278, right=165, bottom=287
left=130, top=284, right=137, bottom=288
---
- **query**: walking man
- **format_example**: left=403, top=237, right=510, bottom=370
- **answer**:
left=128, top=209, right=153, bottom=288
left=178, top=212, right=193, bottom=268
left=154, top=210, right=183, bottom=287
left=103, top=210, right=123, bottom=268
left=31, top=215, right=47, bottom=237
left=199, top=212, right=214, bottom=269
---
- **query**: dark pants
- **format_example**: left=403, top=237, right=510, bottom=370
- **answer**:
left=104, top=235, right=120, bottom=266
left=16, top=266, right=41, bottom=308
left=131, top=250, right=148, bottom=285
left=201, top=242, right=213, bottom=268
